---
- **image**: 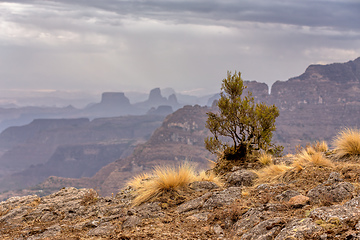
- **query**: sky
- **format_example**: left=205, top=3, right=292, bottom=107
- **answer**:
left=1, top=0, right=360, bottom=97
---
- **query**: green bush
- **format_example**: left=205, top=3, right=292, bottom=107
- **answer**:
left=205, top=71, right=282, bottom=164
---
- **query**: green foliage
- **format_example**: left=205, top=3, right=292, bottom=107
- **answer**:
left=205, top=71, right=282, bottom=162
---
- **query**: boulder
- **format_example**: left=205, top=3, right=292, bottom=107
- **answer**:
left=203, top=187, right=242, bottom=209
left=288, top=195, right=310, bottom=208
left=232, top=208, right=264, bottom=235
left=226, top=169, right=257, bottom=187
left=309, top=205, right=360, bottom=225
left=307, top=182, right=354, bottom=203
left=189, top=181, right=220, bottom=191
left=275, top=190, right=301, bottom=202
left=274, top=218, right=322, bottom=240
left=241, top=217, right=285, bottom=240
left=176, top=192, right=213, bottom=213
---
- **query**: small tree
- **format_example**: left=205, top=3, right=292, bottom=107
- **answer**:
left=205, top=71, right=281, bottom=162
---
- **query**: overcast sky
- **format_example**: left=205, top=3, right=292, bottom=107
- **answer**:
left=1, top=0, right=360, bottom=96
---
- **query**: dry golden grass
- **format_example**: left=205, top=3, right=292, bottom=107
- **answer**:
left=333, top=128, right=360, bottom=158
left=313, top=141, right=329, bottom=152
left=257, top=152, right=273, bottom=165
left=130, top=163, right=223, bottom=206
left=253, top=164, right=291, bottom=183
left=292, top=150, right=334, bottom=170
left=128, top=172, right=152, bottom=190
left=197, top=170, right=224, bottom=187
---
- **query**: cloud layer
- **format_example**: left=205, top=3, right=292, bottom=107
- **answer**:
left=1, top=0, right=359, bottom=95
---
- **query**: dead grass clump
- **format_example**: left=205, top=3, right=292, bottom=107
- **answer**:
left=313, top=141, right=329, bottom=152
left=258, top=152, right=273, bottom=165
left=253, top=164, right=291, bottom=183
left=130, top=163, right=196, bottom=206
left=130, top=162, right=223, bottom=206
left=129, top=163, right=225, bottom=206
left=292, top=150, right=334, bottom=170
left=333, top=128, right=360, bottom=158
left=128, top=172, right=152, bottom=190
left=197, top=170, right=224, bottom=187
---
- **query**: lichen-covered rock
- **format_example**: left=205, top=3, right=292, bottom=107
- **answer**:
left=176, top=192, right=213, bottom=213
left=309, top=205, right=360, bottom=225
left=87, top=222, right=115, bottom=237
left=226, top=170, right=257, bottom=187
left=274, top=218, right=322, bottom=240
left=189, top=181, right=219, bottom=191
left=275, top=190, right=301, bottom=202
left=203, top=187, right=242, bottom=209
left=232, top=208, right=264, bottom=235
left=325, top=172, right=343, bottom=184
left=307, top=182, right=354, bottom=203
left=344, top=196, right=360, bottom=208
left=241, top=217, right=285, bottom=240
left=131, top=202, right=165, bottom=219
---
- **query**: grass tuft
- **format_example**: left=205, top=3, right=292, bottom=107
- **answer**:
left=253, top=164, right=291, bottom=183
left=333, top=128, right=360, bottom=158
left=129, top=163, right=222, bottom=206
left=257, top=152, right=273, bottom=165
left=197, top=170, right=224, bottom=187
left=293, top=149, right=334, bottom=169
left=313, top=141, right=329, bottom=152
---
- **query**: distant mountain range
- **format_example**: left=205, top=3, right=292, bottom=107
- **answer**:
left=0, top=88, right=215, bottom=133
left=0, top=57, right=360, bottom=199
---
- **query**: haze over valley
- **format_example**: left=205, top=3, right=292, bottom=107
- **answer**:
left=0, top=57, right=360, bottom=199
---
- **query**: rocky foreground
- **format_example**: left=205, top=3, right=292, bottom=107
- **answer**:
left=1, top=154, right=360, bottom=240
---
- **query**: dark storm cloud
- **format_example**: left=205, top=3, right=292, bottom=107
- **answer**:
left=0, top=0, right=359, bottom=95
left=2, top=0, right=359, bottom=30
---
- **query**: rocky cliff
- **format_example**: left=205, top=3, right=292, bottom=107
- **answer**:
left=22, top=105, right=213, bottom=197
left=0, top=115, right=165, bottom=192
left=271, top=57, right=360, bottom=151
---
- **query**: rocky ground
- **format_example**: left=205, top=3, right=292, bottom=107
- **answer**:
left=1, top=153, right=360, bottom=239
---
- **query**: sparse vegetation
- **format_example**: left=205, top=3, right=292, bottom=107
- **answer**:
left=253, top=164, right=291, bottom=183
left=129, top=163, right=222, bottom=206
left=80, top=189, right=99, bottom=206
left=257, top=152, right=273, bottom=165
left=205, top=71, right=282, bottom=167
left=313, top=141, right=329, bottom=152
left=197, top=170, right=224, bottom=187
left=293, top=149, right=334, bottom=170
left=333, top=127, right=360, bottom=158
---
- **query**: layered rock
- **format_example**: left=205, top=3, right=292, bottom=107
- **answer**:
left=0, top=115, right=165, bottom=192
left=271, top=57, right=360, bottom=151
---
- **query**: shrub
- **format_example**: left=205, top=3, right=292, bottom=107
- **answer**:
left=80, top=189, right=99, bottom=206
left=333, top=128, right=360, bottom=158
left=205, top=71, right=282, bottom=165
